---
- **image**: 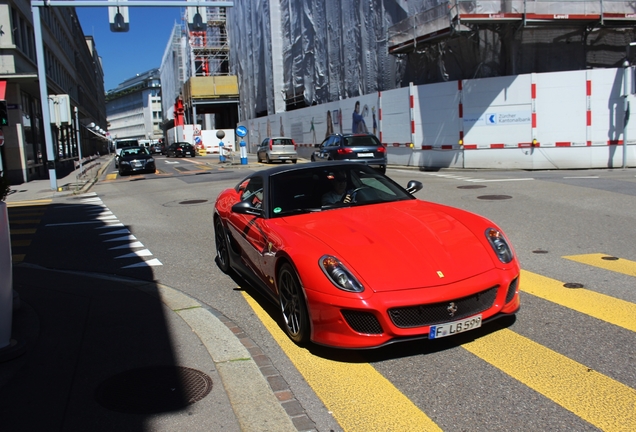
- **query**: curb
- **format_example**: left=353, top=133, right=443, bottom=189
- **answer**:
left=15, top=264, right=316, bottom=432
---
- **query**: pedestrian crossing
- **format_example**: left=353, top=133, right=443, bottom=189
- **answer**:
left=6, top=199, right=50, bottom=263
left=243, top=252, right=636, bottom=432
left=7, top=193, right=161, bottom=269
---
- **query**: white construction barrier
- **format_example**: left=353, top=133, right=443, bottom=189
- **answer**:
left=239, top=67, right=635, bottom=169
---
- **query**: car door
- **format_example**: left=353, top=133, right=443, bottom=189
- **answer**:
left=316, top=137, right=334, bottom=161
left=257, top=139, right=268, bottom=159
left=226, top=176, right=269, bottom=281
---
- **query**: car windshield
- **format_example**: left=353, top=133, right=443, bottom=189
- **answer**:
left=344, top=135, right=381, bottom=147
left=268, top=165, right=413, bottom=218
left=122, top=147, right=149, bottom=156
left=272, top=138, right=293, bottom=146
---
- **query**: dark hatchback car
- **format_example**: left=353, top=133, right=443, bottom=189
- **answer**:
left=166, top=142, right=197, bottom=158
left=118, top=146, right=156, bottom=176
left=312, top=133, right=387, bottom=173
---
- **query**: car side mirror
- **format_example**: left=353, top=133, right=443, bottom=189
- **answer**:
left=406, top=180, right=423, bottom=195
left=232, top=201, right=263, bottom=217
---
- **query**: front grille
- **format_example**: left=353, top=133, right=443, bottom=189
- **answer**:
left=388, top=286, right=499, bottom=328
left=505, top=277, right=519, bottom=304
left=341, top=310, right=383, bottom=334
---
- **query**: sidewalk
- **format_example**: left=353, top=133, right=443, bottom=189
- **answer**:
left=0, top=156, right=315, bottom=432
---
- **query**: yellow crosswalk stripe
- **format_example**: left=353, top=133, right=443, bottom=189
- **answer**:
left=6, top=199, right=51, bottom=207
left=10, top=240, right=31, bottom=247
left=12, top=254, right=25, bottom=263
left=463, top=329, right=636, bottom=432
left=563, top=253, right=636, bottom=277
left=6, top=219, right=41, bottom=225
left=7, top=229, right=36, bottom=235
left=241, top=292, right=442, bottom=432
left=521, top=270, right=636, bottom=332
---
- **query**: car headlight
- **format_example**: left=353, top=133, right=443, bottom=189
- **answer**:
left=120, top=160, right=130, bottom=165
left=147, top=158, right=154, bottom=163
left=319, top=255, right=364, bottom=292
left=485, top=228, right=513, bottom=263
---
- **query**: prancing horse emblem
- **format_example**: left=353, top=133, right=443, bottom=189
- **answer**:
left=447, top=302, right=458, bottom=317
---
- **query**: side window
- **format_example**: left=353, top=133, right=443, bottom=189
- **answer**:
left=260, top=139, right=268, bottom=148
left=241, top=177, right=264, bottom=207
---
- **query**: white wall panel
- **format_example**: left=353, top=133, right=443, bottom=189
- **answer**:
left=535, top=70, right=587, bottom=146
left=418, top=81, right=459, bottom=147
left=589, top=68, right=625, bottom=145
left=462, top=75, right=532, bottom=146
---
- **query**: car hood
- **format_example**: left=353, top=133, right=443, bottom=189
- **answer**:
left=280, top=200, right=495, bottom=292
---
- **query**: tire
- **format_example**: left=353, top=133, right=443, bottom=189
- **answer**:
left=266, top=154, right=271, bottom=164
left=215, top=218, right=231, bottom=273
left=292, top=159, right=297, bottom=164
left=310, top=154, right=316, bottom=162
left=278, top=263, right=310, bottom=345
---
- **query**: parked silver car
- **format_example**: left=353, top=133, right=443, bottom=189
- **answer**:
left=256, top=137, right=298, bottom=164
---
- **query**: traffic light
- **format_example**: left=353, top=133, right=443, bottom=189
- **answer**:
left=0, top=100, right=8, bottom=127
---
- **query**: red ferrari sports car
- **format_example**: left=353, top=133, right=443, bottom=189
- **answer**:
left=214, top=161, right=520, bottom=349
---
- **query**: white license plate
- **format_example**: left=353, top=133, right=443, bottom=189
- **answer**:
left=278, top=156, right=290, bottom=159
left=132, top=162, right=142, bottom=168
left=358, top=152, right=374, bottom=158
left=428, top=314, right=482, bottom=339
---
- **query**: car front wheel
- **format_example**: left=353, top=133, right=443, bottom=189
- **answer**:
left=278, top=263, right=310, bottom=345
left=215, top=219, right=231, bottom=273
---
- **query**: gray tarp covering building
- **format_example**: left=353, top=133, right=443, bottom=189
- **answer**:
left=227, top=0, right=420, bottom=120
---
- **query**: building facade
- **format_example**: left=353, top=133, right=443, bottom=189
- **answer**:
left=0, top=0, right=107, bottom=185
left=227, top=0, right=636, bottom=122
left=159, top=7, right=239, bottom=138
left=105, top=68, right=163, bottom=145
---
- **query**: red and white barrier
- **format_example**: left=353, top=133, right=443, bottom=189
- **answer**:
left=240, top=67, right=636, bottom=169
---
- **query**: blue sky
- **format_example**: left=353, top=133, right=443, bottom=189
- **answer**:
left=76, top=6, right=184, bottom=91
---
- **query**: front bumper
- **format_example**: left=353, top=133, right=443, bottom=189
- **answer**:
left=303, top=268, right=520, bottom=349
left=119, top=160, right=156, bottom=174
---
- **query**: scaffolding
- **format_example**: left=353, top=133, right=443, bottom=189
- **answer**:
left=186, top=7, right=230, bottom=77
left=388, top=0, right=636, bottom=54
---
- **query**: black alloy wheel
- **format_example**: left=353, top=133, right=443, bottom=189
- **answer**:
left=215, top=219, right=230, bottom=273
left=278, top=263, right=310, bottom=345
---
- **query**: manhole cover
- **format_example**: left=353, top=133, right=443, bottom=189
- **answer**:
left=95, top=366, right=212, bottom=414
left=180, top=199, right=208, bottom=205
left=477, top=195, right=513, bottom=200
left=563, top=283, right=585, bottom=289
left=533, top=250, right=549, bottom=254
left=457, top=185, right=487, bottom=189
left=601, top=256, right=619, bottom=261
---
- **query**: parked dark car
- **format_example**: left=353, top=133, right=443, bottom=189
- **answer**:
left=166, top=142, right=197, bottom=158
left=312, top=133, right=387, bottom=173
left=117, top=146, right=156, bottom=176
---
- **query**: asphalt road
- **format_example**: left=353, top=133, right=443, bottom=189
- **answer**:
left=14, top=155, right=636, bottom=431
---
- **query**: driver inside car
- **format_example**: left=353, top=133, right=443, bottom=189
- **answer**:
left=321, top=171, right=353, bottom=205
